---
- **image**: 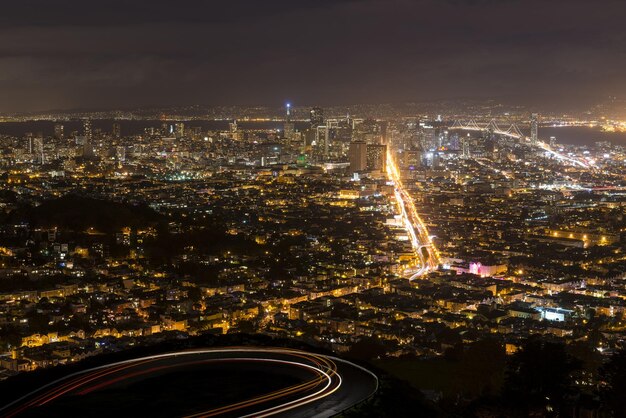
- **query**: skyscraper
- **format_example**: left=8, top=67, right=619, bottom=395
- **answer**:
left=26, top=133, right=33, bottom=154
left=112, top=122, right=121, bottom=139
left=349, top=141, right=367, bottom=173
left=310, top=107, right=324, bottom=128
left=324, top=120, right=331, bottom=157
left=530, top=113, right=538, bottom=144
left=366, top=144, right=387, bottom=172
left=175, top=122, right=185, bottom=138
left=403, top=149, right=422, bottom=170
left=54, top=123, right=64, bottom=140
left=83, top=142, right=96, bottom=159
left=34, top=137, right=45, bottom=164
left=283, top=122, right=295, bottom=140
left=115, top=146, right=126, bottom=162
left=83, top=119, right=92, bottom=140
left=462, top=137, right=470, bottom=159
left=283, top=103, right=294, bottom=140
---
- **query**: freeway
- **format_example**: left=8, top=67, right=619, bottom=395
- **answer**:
left=0, top=347, right=378, bottom=418
left=386, top=148, right=440, bottom=279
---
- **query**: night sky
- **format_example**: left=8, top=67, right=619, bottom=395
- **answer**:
left=1, top=0, right=624, bottom=112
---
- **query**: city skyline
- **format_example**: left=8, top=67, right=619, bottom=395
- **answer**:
left=2, top=102, right=626, bottom=417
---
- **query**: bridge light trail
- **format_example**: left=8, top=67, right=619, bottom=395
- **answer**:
left=535, top=140, right=591, bottom=168
left=386, top=148, right=440, bottom=279
left=449, top=124, right=591, bottom=168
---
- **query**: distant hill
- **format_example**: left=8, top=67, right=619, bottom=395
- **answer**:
left=9, top=195, right=162, bottom=232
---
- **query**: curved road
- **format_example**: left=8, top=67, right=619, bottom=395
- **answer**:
left=0, top=347, right=378, bottom=418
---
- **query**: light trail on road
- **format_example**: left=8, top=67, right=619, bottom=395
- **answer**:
left=386, top=148, right=440, bottom=279
left=0, top=347, right=377, bottom=418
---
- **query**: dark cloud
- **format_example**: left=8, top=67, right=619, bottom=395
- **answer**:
left=0, top=0, right=360, bottom=27
left=0, top=0, right=624, bottom=112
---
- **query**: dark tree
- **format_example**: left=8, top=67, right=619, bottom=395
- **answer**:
left=600, top=349, right=626, bottom=417
left=346, top=337, right=390, bottom=361
left=502, top=339, right=582, bottom=416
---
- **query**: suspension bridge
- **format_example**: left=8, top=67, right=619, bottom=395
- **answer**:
left=448, top=119, right=591, bottom=168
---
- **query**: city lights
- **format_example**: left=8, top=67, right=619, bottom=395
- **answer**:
left=1, top=0, right=625, bottom=416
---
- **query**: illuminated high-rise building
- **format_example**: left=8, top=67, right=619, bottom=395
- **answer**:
left=175, top=122, right=185, bottom=138
left=228, top=120, right=244, bottom=140
left=462, top=136, right=470, bottom=159
left=310, top=107, right=324, bottom=128
left=83, top=142, right=96, bottom=159
left=26, top=133, right=33, bottom=154
left=378, top=121, right=388, bottom=143
left=54, top=123, right=64, bottom=140
left=34, top=137, right=45, bottom=164
left=112, top=122, right=121, bottom=139
left=83, top=119, right=92, bottom=140
left=418, top=125, right=436, bottom=150
left=115, top=146, right=126, bottom=162
left=530, top=113, right=538, bottom=144
left=283, top=103, right=295, bottom=140
left=188, top=126, right=202, bottom=140
left=403, top=149, right=422, bottom=170
left=314, top=125, right=327, bottom=157
left=349, top=140, right=367, bottom=173
left=366, top=144, right=387, bottom=172
left=283, top=122, right=295, bottom=140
